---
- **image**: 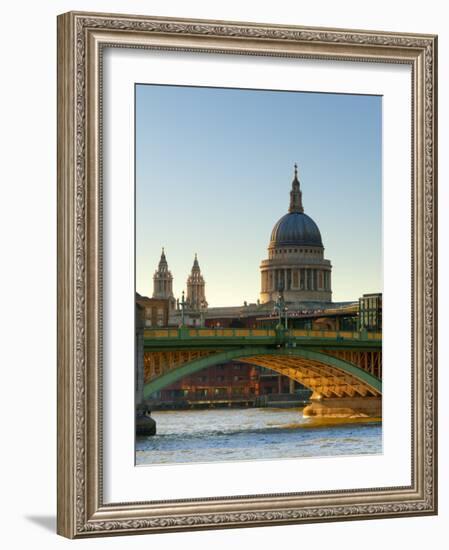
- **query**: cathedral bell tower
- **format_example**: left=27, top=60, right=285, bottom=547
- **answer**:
left=186, top=254, right=208, bottom=311
left=153, top=248, right=176, bottom=310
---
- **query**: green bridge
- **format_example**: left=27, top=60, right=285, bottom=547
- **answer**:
left=141, top=327, right=382, bottom=417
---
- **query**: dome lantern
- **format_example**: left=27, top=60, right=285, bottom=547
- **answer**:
left=289, top=163, right=304, bottom=213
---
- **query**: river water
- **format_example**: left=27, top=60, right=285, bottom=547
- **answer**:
left=136, top=408, right=382, bottom=466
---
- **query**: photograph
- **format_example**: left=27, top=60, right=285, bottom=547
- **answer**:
left=134, top=84, right=383, bottom=466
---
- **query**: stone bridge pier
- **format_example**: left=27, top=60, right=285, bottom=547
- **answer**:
left=303, top=394, right=382, bottom=418
left=135, top=305, right=156, bottom=435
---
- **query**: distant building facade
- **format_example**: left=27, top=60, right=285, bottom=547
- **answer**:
left=136, top=294, right=170, bottom=328
left=153, top=363, right=309, bottom=408
left=359, top=293, right=382, bottom=332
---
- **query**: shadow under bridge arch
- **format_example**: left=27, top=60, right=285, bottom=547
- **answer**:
left=143, top=347, right=382, bottom=400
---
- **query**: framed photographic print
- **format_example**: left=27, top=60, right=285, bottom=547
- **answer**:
left=57, top=11, right=437, bottom=538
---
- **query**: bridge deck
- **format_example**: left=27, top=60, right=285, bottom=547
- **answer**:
left=144, top=328, right=381, bottom=339
left=143, top=328, right=381, bottom=350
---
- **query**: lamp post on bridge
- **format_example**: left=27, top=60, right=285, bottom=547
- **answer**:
left=274, top=293, right=288, bottom=331
left=199, top=299, right=207, bottom=328
left=179, top=291, right=187, bottom=327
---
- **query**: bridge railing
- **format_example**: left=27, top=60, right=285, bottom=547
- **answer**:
left=143, top=327, right=382, bottom=341
left=144, top=328, right=276, bottom=338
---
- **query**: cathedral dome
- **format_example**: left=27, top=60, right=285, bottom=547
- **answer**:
left=268, top=164, right=323, bottom=248
left=260, top=164, right=332, bottom=305
left=270, top=211, right=323, bottom=248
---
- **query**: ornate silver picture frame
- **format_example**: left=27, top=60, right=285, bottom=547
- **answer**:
left=57, top=11, right=437, bottom=538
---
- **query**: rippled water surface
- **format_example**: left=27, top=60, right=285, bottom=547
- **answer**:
left=136, top=408, right=382, bottom=466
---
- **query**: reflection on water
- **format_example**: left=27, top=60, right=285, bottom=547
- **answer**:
left=136, top=408, right=382, bottom=466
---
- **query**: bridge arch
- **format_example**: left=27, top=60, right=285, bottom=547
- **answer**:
left=143, top=347, right=382, bottom=400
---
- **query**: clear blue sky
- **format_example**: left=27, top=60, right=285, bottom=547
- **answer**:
left=136, top=84, right=382, bottom=306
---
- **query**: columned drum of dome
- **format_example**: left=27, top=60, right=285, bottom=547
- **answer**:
left=260, top=165, right=332, bottom=304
